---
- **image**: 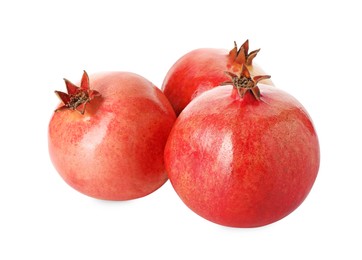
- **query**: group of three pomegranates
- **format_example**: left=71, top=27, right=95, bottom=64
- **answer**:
left=48, top=40, right=320, bottom=228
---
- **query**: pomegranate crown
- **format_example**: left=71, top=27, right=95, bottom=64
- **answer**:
left=228, top=39, right=260, bottom=66
left=222, top=65, right=271, bottom=100
left=54, top=71, right=100, bottom=115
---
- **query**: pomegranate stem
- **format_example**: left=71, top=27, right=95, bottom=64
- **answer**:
left=222, top=66, right=270, bottom=100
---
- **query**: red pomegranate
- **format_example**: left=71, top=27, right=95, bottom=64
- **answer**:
left=162, top=40, right=273, bottom=115
left=164, top=66, right=319, bottom=227
left=48, top=71, right=176, bottom=200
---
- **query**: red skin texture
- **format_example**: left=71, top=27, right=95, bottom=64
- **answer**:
left=164, top=85, right=320, bottom=227
left=162, top=48, right=272, bottom=115
left=49, top=72, right=176, bottom=200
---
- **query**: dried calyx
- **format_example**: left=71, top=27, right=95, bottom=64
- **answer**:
left=228, top=39, right=260, bottom=66
left=54, top=71, right=100, bottom=115
left=222, top=65, right=271, bottom=100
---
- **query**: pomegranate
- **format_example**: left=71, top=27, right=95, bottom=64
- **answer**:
left=162, top=39, right=273, bottom=115
left=164, top=66, right=320, bottom=227
left=49, top=71, right=176, bottom=200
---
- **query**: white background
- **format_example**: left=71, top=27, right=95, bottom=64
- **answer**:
left=1, top=0, right=361, bottom=259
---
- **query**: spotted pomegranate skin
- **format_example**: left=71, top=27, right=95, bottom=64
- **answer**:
left=164, top=82, right=320, bottom=227
left=162, top=40, right=272, bottom=115
left=49, top=72, right=176, bottom=200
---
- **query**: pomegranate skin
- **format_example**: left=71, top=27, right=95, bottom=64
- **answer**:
left=162, top=48, right=271, bottom=115
left=49, top=72, right=176, bottom=200
left=164, top=85, right=320, bottom=227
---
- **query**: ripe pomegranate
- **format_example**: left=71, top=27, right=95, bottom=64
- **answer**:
left=48, top=71, right=176, bottom=200
left=162, top=39, right=273, bottom=115
left=164, top=66, right=320, bottom=227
